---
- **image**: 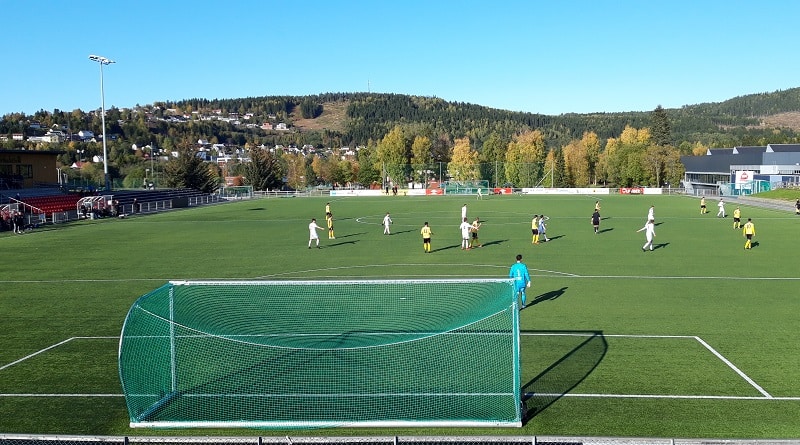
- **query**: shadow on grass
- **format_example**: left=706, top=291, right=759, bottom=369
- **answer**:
left=335, top=232, right=367, bottom=239
left=389, top=229, right=416, bottom=235
left=480, top=239, right=508, bottom=247
left=597, top=228, right=614, bottom=234
left=431, top=244, right=463, bottom=253
left=544, top=235, right=565, bottom=242
left=321, top=240, right=360, bottom=248
left=530, top=286, right=568, bottom=305
left=653, top=242, right=670, bottom=250
left=521, top=330, right=607, bottom=424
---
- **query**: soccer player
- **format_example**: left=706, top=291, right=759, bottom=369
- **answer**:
left=595, top=200, right=601, bottom=212
left=700, top=196, right=707, bottom=214
left=325, top=202, right=331, bottom=215
left=795, top=199, right=799, bottom=215
left=509, top=254, right=531, bottom=309
left=732, top=207, right=741, bottom=229
left=382, top=212, right=392, bottom=235
left=743, top=218, right=756, bottom=249
left=538, top=215, right=548, bottom=243
left=636, top=219, right=656, bottom=252
left=459, top=217, right=472, bottom=250
left=531, top=214, right=539, bottom=244
left=326, top=212, right=335, bottom=239
left=308, top=218, right=324, bottom=249
left=420, top=221, right=433, bottom=253
left=591, top=209, right=601, bottom=234
left=717, top=199, right=726, bottom=218
left=461, top=203, right=468, bottom=221
left=647, top=205, right=655, bottom=223
left=477, top=188, right=483, bottom=200
left=470, top=217, right=482, bottom=248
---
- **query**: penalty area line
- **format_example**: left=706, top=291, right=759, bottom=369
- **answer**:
left=694, top=336, right=772, bottom=398
left=0, top=336, right=118, bottom=371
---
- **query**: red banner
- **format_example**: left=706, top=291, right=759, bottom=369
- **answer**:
left=619, top=187, right=644, bottom=195
left=425, top=188, right=444, bottom=195
left=493, top=187, right=513, bottom=195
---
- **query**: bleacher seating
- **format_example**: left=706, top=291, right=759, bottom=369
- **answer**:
left=111, top=188, right=214, bottom=208
left=21, top=194, right=82, bottom=217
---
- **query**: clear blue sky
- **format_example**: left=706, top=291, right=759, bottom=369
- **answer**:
left=4, top=0, right=799, bottom=117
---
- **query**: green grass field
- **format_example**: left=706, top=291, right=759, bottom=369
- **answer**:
left=1, top=192, right=799, bottom=438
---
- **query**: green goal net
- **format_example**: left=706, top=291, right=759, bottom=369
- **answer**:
left=119, top=279, right=521, bottom=428
left=441, top=180, right=490, bottom=195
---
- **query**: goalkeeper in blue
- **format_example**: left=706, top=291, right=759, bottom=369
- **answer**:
left=509, top=254, right=531, bottom=309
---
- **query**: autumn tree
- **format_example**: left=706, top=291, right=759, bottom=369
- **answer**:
left=603, top=126, right=651, bottom=186
left=505, top=129, right=546, bottom=187
left=375, top=126, right=408, bottom=186
left=448, top=137, right=480, bottom=181
left=311, top=154, right=335, bottom=185
left=410, top=135, right=432, bottom=186
left=283, top=152, right=308, bottom=190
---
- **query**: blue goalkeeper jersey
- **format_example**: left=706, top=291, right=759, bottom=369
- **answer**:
left=509, top=262, right=530, bottom=289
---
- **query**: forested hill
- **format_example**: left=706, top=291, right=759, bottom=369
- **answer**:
left=173, top=88, right=800, bottom=150
left=4, top=88, right=800, bottom=154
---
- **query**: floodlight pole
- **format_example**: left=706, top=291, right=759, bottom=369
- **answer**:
left=89, top=54, right=115, bottom=191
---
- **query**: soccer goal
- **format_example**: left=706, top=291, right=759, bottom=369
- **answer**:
left=118, top=279, right=522, bottom=428
left=441, top=180, right=490, bottom=195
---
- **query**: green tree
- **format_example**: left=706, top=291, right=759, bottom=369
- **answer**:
left=356, top=144, right=381, bottom=186
left=243, top=147, right=284, bottom=191
left=480, top=132, right=508, bottom=187
left=651, top=105, right=672, bottom=147
left=162, top=147, right=220, bottom=193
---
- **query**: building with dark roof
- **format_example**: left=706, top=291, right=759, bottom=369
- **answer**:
left=681, top=144, right=800, bottom=195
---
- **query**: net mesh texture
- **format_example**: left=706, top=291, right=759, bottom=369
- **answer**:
left=119, top=279, right=521, bottom=428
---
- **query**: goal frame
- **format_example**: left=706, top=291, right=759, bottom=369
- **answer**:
left=120, top=279, right=522, bottom=428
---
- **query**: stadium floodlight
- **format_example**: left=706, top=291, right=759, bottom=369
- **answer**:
left=88, top=54, right=115, bottom=191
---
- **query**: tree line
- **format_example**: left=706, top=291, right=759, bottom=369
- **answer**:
left=2, top=89, right=800, bottom=191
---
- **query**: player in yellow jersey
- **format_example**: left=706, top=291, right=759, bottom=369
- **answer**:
left=732, top=207, right=741, bottom=229
left=420, top=222, right=433, bottom=253
left=470, top=217, right=483, bottom=248
left=700, top=197, right=707, bottom=214
left=531, top=215, right=539, bottom=244
left=326, top=212, right=335, bottom=239
left=742, top=218, right=755, bottom=250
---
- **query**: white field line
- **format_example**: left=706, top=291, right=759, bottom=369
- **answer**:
left=693, top=335, right=772, bottom=398
left=522, top=332, right=773, bottom=399
left=0, top=335, right=785, bottom=402
left=0, top=336, right=117, bottom=371
left=527, top=393, right=800, bottom=401
left=0, top=338, right=74, bottom=371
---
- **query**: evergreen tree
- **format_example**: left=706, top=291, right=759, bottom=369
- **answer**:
left=162, top=146, right=219, bottom=193
left=243, top=147, right=284, bottom=191
left=651, top=105, right=672, bottom=146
